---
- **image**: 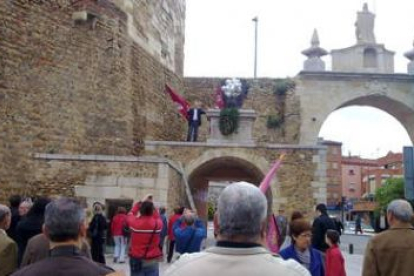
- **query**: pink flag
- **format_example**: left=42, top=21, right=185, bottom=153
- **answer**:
left=165, top=84, right=190, bottom=120
left=267, top=215, right=282, bottom=254
left=259, top=154, right=285, bottom=254
left=259, top=154, right=285, bottom=193
left=214, top=86, right=225, bottom=109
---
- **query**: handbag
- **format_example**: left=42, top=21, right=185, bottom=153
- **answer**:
left=122, top=221, right=130, bottom=238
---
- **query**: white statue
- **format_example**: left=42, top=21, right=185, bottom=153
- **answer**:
left=355, top=3, right=376, bottom=44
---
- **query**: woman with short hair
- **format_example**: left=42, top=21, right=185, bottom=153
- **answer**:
left=279, top=214, right=324, bottom=276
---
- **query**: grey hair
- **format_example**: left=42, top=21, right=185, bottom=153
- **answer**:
left=183, top=213, right=195, bottom=226
left=218, top=182, right=267, bottom=240
left=0, top=204, right=11, bottom=224
left=45, top=197, right=86, bottom=242
left=387, top=199, right=413, bottom=223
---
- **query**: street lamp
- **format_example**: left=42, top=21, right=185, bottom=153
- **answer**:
left=252, top=16, right=258, bottom=79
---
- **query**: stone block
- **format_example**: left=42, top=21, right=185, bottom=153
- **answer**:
left=85, top=175, right=118, bottom=187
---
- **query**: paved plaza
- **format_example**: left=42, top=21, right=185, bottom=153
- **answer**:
left=107, top=233, right=371, bottom=276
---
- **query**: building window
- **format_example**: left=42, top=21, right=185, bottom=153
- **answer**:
left=363, top=48, right=377, bottom=68
left=349, top=169, right=355, bottom=175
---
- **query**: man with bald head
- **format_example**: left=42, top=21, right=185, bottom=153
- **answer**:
left=166, top=181, right=310, bottom=276
left=363, top=199, right=414, bottom=276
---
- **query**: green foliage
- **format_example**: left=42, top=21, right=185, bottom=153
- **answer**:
left=207, top=202, right=215, bottom=221
left=273, top=78, right=296, bottom=96
left=266, top=114, right=284, bottom=129
left=219, top=108, right=239, bottom=136
left=375, top=177, right=405, bottom=212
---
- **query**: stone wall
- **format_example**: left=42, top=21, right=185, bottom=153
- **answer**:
left=184, top=78, right=301, bottom=144
left=145, top=142, right=325, bottom=215
left=0, top=0, right=186, bottom=202
left=28, top=154, right=188, bottom=212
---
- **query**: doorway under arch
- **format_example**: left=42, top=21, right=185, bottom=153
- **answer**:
left=187, top=156, right=270, bottom=221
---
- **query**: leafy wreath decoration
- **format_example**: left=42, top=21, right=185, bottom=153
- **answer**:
left=219, top=108, right=239, bottom=136
left=266, top=114, right=284, bottom=129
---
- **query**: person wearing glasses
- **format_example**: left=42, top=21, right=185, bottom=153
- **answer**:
left=279, top=213, right=324, bottom=276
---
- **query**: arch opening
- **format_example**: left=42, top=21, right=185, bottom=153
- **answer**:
left=187, top=156, right=269, bottom=221
left=318, top=95, right=413, bottom=210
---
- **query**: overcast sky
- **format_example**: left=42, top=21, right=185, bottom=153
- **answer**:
left=184, top=0, right=413, bottom=158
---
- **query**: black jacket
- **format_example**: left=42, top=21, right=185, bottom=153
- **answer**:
left=187, top=108, right=205, bottom=126
left=311, top=214, right=336, bottom=252
left=16, top=215, right=44, bottom=265
left=88, top=214, right=107, bottom=241
left=6, top=207, right=20, bottom=242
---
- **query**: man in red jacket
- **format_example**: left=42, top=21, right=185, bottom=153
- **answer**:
left=167, top=207, right=184, bottom=263
left=126, top=195, right=163, bottom=276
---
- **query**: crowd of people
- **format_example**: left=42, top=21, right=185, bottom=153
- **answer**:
left=0, top=183, right=414, bottom=276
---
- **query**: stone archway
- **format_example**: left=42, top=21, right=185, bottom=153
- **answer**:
left=186, top=155, right=270, bottom=221
left=297, top=72, right=414, bottom=145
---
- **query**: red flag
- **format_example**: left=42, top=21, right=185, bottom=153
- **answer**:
left=165, top=84, right=189, bottom=120
left=214, top=86, right=225, bottom=109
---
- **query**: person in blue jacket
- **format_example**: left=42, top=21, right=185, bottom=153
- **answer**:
left=173, top=210, right=206, bottom=255
left=279, top=214, right=324, bottom=276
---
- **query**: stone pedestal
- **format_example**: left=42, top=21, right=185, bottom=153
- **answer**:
left=206, top=109, right=256, bottom=145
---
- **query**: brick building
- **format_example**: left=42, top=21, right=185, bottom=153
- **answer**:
left=320, top=140, right=343, bottom=209
left=362, top=152, right=403, bottom=195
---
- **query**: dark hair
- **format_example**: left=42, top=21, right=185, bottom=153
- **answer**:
left=139, top=201, right=154, bottom=216
left=117, top=206, right=127, bottom=214
left=316, top=203, right=327, bottom=214
left=159, top=207, right=166, bottom=215
left=291, top=211, right=304, bottom=221
left=9, top=195, right=22, bottom=208
left=27, top=197, right=51, bottom=217
left=290, top=218, right=312, bottom=243
left=174, top=207, right=185, bottom=215
left=45, top=198, right=85, bottom=242
left=326, top=229, right=340, bottom=245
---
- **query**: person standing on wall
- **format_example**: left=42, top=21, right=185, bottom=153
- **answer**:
left=186, top=100, right=205, bottom=142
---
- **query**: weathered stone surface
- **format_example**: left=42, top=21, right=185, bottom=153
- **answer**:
left=184, top=78, right=301, bottom=144
left=0, top=0, right=186, bottom=203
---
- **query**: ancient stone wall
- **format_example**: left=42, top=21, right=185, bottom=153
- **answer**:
left=184, top=78, right=301, bottom=144
left=145, top=142, right=322, bottom=215
left=0, top=0, right=186, bottom=202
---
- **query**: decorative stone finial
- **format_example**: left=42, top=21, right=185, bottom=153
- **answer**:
left=301, top=29, right=328, bottom=71
left=404, top=39, right=414, bottom=74
left=311, top=29, right=320, bottom=47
